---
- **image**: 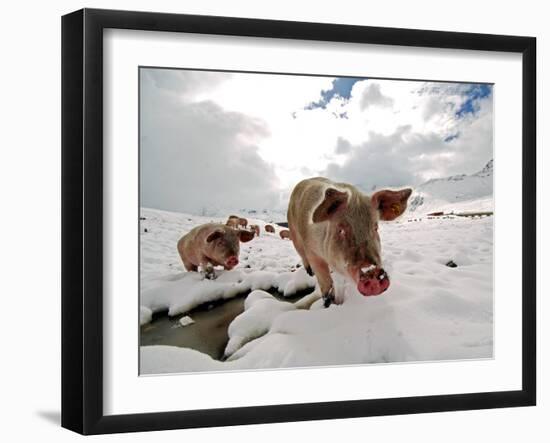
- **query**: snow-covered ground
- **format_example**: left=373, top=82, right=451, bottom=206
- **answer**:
left=140, top=206, right=493, bottom=374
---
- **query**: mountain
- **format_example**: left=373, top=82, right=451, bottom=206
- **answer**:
left=407, top=159, right=493, bottom=215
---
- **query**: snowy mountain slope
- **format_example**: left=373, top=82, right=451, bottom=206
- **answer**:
left=408, top=159, right=493, bottom=215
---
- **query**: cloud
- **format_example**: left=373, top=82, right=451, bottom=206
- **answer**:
left=141, top=69, right=493, bottom=213
left=140, top=69, right=281, bottom=215
left=335, top=137, right=352, bottom=154
left=455, top=84, right=492, bottom=117
left=360, top=83, right=394, bottom=110
left=144, top=68, right=231, bottom=97
left=324, top=130, right=418, bottom=192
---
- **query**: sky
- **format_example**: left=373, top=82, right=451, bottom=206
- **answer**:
left=140, top=68, right=493, bottom=215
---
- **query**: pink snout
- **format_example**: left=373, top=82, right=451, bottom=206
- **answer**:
left=357, top=267, right=390, bottom=296
left=225, top=256, right=239, bottom=269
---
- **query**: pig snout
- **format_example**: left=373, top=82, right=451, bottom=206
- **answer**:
left=356, top=266, right=390, bottom=296
left=225, top=255, right=239, bottom=269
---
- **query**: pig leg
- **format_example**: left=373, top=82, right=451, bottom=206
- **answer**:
left=299, top=252, right=313, bottom=277
left=301, top=256, right=314, bottom=277
left=323, top=288, right=335, bottom=308
left=290, top=231, right=314, bottom=276
left=204, top=264, right=216, bottom=280
left=199, top=256, right=216, bottom=280
left=178, top=249, right=198, bottom=273
left=177, top=241, right=195, bottom=272
left=309, top=256, right=335, bottom=308
left=182, top=259, right=198, bottom=272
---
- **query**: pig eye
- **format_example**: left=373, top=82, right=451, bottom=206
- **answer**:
left=374, top=223, right=379, bottom=232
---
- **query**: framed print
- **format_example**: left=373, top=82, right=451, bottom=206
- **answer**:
left=61, top=8, right=536, bottom=435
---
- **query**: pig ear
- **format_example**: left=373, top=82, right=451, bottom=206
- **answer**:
left=371, top=188, right=413, bottom=221
left=312, top=188, right=349, bottom=223
left=238, top=229, right=255, bottom=243
left=206, top=229, right=224, bottom=243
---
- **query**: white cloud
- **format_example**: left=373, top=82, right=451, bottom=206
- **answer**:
left=141, top=69, right=492, bottom=214
left=140, top=69, right=281, bottom=214
left=360, top=83, right=394, bottom=110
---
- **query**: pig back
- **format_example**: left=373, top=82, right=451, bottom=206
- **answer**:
left=288, top=177, right=333, bottom=241
left=178, top=223, right=225, bottom=262
left=177, top=223, right=205, bottom=264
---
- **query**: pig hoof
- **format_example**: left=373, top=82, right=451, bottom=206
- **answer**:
left=322, top=289, right=335, bottom=308
left=204, top=271, right=217, bottom=280
left=305, top=265, right=314, bottom=276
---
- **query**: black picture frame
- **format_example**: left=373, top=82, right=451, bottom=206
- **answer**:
left=61, top=8, right=536, bottom=435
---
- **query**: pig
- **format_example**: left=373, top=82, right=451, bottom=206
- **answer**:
left=265, top=224, right=275, bottom=233
left=177, top=223, right=254, bottom=280
left=238, top=217, right=248, bottom=228
left=226, top=215, right=240, bottom=229
left=249, top=224, right=260, bottom=237
left=287, top=177, right=412, bottom=308
left=279, top=229, right=291, bottom=239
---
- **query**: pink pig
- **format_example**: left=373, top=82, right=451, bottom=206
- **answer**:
left=249, top=224, right=260, bottom=237
left=279, top=229, right=291, bottom=239
left=226, top=215, right=240, bottom=229
left=288, top=177, right=412, bottom=307
left=177, top=223, right=254, bottom=279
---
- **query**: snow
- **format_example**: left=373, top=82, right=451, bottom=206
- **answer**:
left=140, top=206, right=493, bottom=374
left=224, top=290, right=297, bottom=357
left=139, top=306, right=152, bottom=326
left=179, top=315, right=195, bottom=327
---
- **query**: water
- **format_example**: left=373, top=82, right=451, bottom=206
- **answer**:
left=140, top=288, right=310, bottom=360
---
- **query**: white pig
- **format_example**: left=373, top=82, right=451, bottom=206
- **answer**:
left=288, top=177, right=412, bottom=307
left=177, top=223, right=254, bottom=279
